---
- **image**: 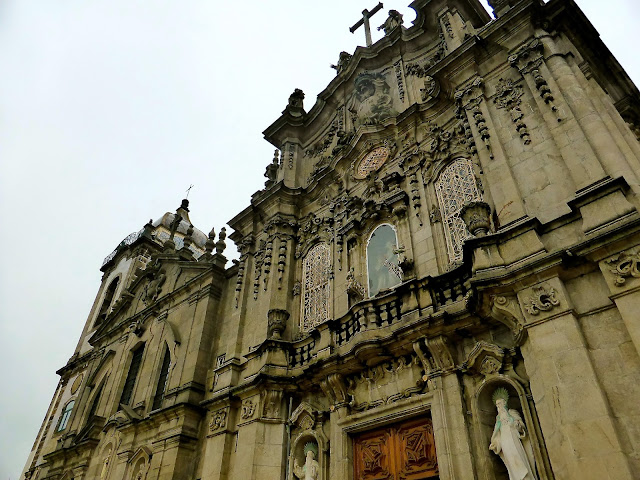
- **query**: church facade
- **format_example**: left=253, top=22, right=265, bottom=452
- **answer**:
left=21, top=0, right=640, bottom=479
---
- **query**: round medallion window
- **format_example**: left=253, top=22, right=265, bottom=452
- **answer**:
left=355, top=146, right=390, bottom=179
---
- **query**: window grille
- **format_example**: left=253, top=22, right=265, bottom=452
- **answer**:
left=119, top=345, right=144, bottom=406
left=301, top=243, right=330, bottom=332
left=434, top=158, right=482, bottom=262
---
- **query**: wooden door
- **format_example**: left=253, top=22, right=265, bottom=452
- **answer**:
left=353, top=417, right=438, bottom=480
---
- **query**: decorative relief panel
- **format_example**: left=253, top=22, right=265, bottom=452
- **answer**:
left=434, top=158, right=483, bottom=262
left=605, top=250, right=640, bottom=287
left=523, top=284, right=560, bottom=315
left=301, top=243, right=331, bottom=332
left=208, top=408, right=228, bottom=435
left=345, top=354, right=423, bottom=411
left=348, top=71, right=398, bottom=128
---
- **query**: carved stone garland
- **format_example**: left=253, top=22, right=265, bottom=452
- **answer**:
left=509, top=38, right=562, bottom=122
left=493, top=78, right=531, bottom=145
left=455, top=77, right=494, bottom=159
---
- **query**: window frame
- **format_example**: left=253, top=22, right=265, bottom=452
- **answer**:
left=366, top=223, right=403, bottom=298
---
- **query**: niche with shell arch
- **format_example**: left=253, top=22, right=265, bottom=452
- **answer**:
left=96, top=443, right=115, bottom=480
left=472, top=376, right=550, bottom=480
left=127, top=446, right=152, bottom=480
left=288, top=402, right=329, bottom=480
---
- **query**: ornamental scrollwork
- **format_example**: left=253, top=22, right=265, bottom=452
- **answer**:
left=346, top=268, right=366, bottom=300
left=606, top=251, right=640, bottom=286
left=209, top=408, right=227, bottom=432
left=523, top=284, right=560, bottom=315
left=241, top=399, right=256, bottom=420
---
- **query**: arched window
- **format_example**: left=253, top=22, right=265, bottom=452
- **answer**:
left=96, top=277, right=120, bottom=324
left=367, top=224, right=403, bottom=297
left=434, top=158, right=483, bottom=262
left=87, top=383, right=104, bottom=420
left=152, top=345, right=171, bottom=410
left=301, top=243, right=330, bottom=332
left=119, top=344, right=144, bottom=406
left=56, top=400, right=75, bottom=432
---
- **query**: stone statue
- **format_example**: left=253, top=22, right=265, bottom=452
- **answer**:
left=293, top=442, right=319, bottom=480
left=99, top=455, right=110, bottom=480
left=378, top=10, right=403, bottom=35
left=489, top=388, right=537, bottom=480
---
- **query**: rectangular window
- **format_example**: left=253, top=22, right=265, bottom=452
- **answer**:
left=119, top=345, right=144, bottom=406
left=152, top=346, right=171, bottom=410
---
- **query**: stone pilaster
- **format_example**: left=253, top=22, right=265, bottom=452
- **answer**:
left=518, top=277, right=634, bottom=479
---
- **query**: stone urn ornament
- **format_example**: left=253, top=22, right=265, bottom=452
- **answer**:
left=267, top=309, right=289, bottom=339
left=460, top=201, right=492, bottom=237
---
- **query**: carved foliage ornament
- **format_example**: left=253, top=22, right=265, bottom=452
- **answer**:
left=523, top=284, right=560, bottom=315
left=209, top=409, right=227, bottom=432
left=606, top=251, right=640, bottom=286
left=241, top=399, right=256, bottom=420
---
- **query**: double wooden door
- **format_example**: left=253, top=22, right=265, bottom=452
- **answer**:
left=353, top=417, right=438, bottom=480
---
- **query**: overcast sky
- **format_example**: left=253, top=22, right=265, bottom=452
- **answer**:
left=0, top=0, right=638, bottom=478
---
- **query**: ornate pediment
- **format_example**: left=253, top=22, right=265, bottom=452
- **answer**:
left=461, top=341, right=505, bottom=377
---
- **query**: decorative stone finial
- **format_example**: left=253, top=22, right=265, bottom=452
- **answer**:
left=285, top=89, right=305, bottom=116
left=215, top=227, right=227, bottom=255
left=183, top=224, right=194, bottom=249
left=264, top=151, right=280, bottom=188
left=460, top=201, right=492, bottom=237
left=205, top=227, right=215, bottom=255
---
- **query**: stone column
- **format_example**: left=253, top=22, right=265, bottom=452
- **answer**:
left=430, top=373, right=476, bottom=479
left=424, top=336, right=475, bottom=479
left=517, top=277, right=634, bottom=479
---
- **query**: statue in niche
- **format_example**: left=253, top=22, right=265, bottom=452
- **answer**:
left=348, top=72, right=397, bottom=128
left=293, top=442, right=320, bottom=480
left=99, top=455, right=110, bottom=480
left=489, top=388, right=537, bottom=480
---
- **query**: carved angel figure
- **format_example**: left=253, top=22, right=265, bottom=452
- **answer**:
left=489, top=388, right=537, bottom=480
left=293, top=442, right=320, bottom=480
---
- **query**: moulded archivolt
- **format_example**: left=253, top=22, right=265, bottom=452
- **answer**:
left=434, top=158, right=482, bottom=262
left=301, top=243, right=331, bottom=332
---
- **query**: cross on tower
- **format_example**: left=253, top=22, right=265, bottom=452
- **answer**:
left=350, top=2, right=384, bottom=47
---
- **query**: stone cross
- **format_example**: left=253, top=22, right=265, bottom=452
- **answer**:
left=350, top=2, right=384, bottom=47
